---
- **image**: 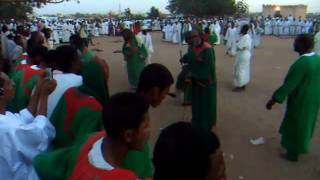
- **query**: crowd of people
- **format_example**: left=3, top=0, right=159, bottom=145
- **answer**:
left=0, top=13, right=320, bottom=180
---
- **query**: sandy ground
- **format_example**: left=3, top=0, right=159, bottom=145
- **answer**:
left=91, top=32, right=320, bottom=180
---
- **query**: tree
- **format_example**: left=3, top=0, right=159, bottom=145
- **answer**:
left=235, top=0, right=249, bottom=18
left=148, top=6, right=160, bottom=19
left=124, top=8, right=133, bottom=19
left=166, top=0, right=236, bottom=16
left=0, top=2, right=33, bottom=20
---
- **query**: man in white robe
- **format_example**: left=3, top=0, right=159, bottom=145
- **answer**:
left=140, top=26, right=154, bottom=64
left=0, top=72, right=56, bottom=180
left=225, top=23, right=237, bottom=56
left=213, top=21, right=221, bottom=45
left=172, top=22, right=178, bottom=44
left=233, top=26, right=252, bottom=91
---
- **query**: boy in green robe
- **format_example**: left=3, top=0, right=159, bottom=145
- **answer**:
left=8, top=45, right=48, bottom=112
left=121, top=29, right=148, bottom=88
left=34, top=92, right=150, bottom=180
left=267, top=34, right=320, bottom=162
left=123, top=63, right=174, bottom=180
left=184, top=30, right=217, bottom=132
left=70, top=34, right=95, bottom=63
left=49, top=59, right=109, bottom=150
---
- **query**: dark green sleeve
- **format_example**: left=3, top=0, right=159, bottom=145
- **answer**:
left=191, top=48, right=215, bottom=81
left=209, top=34, right=218, bottom=45
left=122, top=42, right=132, bottom=57
left=273, top=58, right=307, bottom=103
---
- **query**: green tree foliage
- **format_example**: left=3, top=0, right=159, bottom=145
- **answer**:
left=0, top=2, right=33, bottom=20
left=148, top=6, right=160, bottom=19
left=124, top=8, right=133, bottom=19
left=166, top=0, right=236, bottom=16
left=235, top=0, right=249, bottom=18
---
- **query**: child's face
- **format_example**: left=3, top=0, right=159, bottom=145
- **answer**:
left=128, top=112, right=151, bottom=151
left=150, top=86, right=171, bottom=108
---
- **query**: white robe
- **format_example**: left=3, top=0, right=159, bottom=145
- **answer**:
left=47, top=72, right=83, bottom=119
left=62, top=24, right=71, bottom=43
left=283, top=21, right=290, bottom=35
left=314, top=32, right=320, bottom=55
left=172, top=24, right=178, bottom=43
left=165, top=25, right=171, bottom=42
left=0, top=109, right=55, bottom=180
left=141, top=32, right=154, bottom=64
left=234, top=34, right=252, bottom=87
left=213, top=23, right=221, bottom=45
left=225, top=27, right=237, bottom=56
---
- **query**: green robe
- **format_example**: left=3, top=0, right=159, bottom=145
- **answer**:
left=122, top=37, right=147, bottom=87
left=82, top=50, right=94, bottom=63
left=186, top=43, right=217, bottom=132
left=49, top=87, right=103, bottom=150
left=272, top=54, right=320, bottom=155
left=80, top=61, right=110, bottom=106
left=8, top=66, right=43, bottom=112
left=209, top=33, right=218, bottom=45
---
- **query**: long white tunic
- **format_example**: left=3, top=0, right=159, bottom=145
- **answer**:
left=172, top=23, right=178, bottom=43
left=314, top=32, right=320, bottom=55
left=234, top=34, right=252, bottom=87
left=225, top=27, right=237, bottom=56
left=213, top=23, right=221, bottom=45
left=140, top=32, right=154, bottom=64
left=0, top=109, right=55, bottom=180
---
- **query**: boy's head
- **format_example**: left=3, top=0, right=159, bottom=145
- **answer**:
left=0, top=72, right=15, bottom=103
left=55, top=45, right=83, bottom=74
left=27, top=31, right=44, bottom=49
left=103, top=92, right=150, bottom=151
left=70, top=34, right=88, bottom=52
left=294, top=34, right=314, bottom=54
left=14, top=34, right=24, bottom=48
left=153, top=122, right=225, bottom=180
left=42, top=50, right=58, bottom=69
left=137, top=64, right=174, bottom=108
left=27, top=45, right=48, bottom=65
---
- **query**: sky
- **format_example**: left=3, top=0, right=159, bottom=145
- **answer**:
left=35, top=0, right=320, bottom=15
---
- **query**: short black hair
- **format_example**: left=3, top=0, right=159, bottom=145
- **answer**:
left=103, top=92, right=149, bottom=139
left=137, top=63, right=174, bottom=93
left=43, top=50, right=58, bottom=66
left=27, top=45, right=48, bottom=59
left=241, top=24, right=250, bottom=35
left=27, top=31, right=42, bottom=51
left=42, top=28, right=52, bottom=39
left=153, top=122, right=221, bottom=180
left=69, top=34, right=88, bottom=52
left=295, top=34, right=314, bottom=51
left=55, top=45, right=79, bottom=73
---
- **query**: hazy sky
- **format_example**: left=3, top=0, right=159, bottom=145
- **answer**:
left=35, top=0, right=320, bottom=15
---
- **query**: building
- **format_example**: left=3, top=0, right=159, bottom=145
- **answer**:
left=262, top=4, right=307, bottom=19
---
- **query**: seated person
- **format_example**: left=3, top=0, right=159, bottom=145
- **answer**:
left=34, top=92, right=150, bottom=180
left=0, top=72, right=57, bottom=180
left=153, top=122, right=227, bottom=180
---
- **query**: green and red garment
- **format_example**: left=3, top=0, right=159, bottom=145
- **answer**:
left=186, top=42, right=217, bottom=132
left=50, top=87, right=103, bottom=150
left=8, top=66, right=44, bottom=112
left=33, top=131, right=137, bottom=180
left=82, top=50, right=95, bottom=63
left=122, top=36, right=148, bottom=87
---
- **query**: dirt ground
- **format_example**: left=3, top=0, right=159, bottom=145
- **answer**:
left=91, top=32, right=320, bottom=180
